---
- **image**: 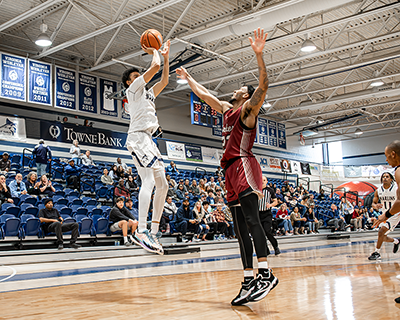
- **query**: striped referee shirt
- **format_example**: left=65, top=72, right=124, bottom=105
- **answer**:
left=259, top=186, right=276, bottom=211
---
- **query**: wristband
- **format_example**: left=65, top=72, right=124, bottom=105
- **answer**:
left=385, top=209, right=392, bottom=219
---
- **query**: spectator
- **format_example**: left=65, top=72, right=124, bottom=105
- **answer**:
left=126, top=175, right=139, bottom=193
left=300, top=194, right=309, bottom=207
left=290, top=206, right=306, bottom=235
left=25, top=172, right=41, bottom=196
left=183, top=179, right=191, bottom=193
left=0, top=175, right=13, bottom=204
left=304, top=207, right=318, bottom=234
left=351, top=206, right=363, bottom=231
left=339, top=196, right=354, bottom=225
left=198, top=179, right=206, bottom=192
left=69, top=140, right=82, bottom=164
left=109, top=165, right=118, bottom=180
left=0, top=152, right=11, bottom=173
left=317, top=189, right=327, bottom=201
left=101, top=168, right=114, bottom=185
left=175, top=184, right=188, bottom=200
left=175, top=199, right=196, bottom=242
left=167, top=161, right=179, bottom=173
left=83, top=119, right=92, bottom=127
left=275, top=188, right=284, bottom=205
left=115, top=157, right=129, bottom=171
left=212, top=203, right=228, bottom=237
left=81, top=150, right=95, bottom=166
left=65, top=159, right=80, bottom=190
left=39, top=198, right=81, bottom=250
left=114, top=179, right=130, bottom=199
left=9, top=173, right=27, bottom=197
left=276, top=203, right=293, bottom=236
left=116, top=166, right=125, bottom=179
left=205, top=176, right=215, bottom=188
left=174, top=179, right=185, bottom=191
left=189, top=180, right=200, bottom=195
left=192, top=201, right=209, bottom=241
left=307, top=194, right=315, bottom=207
left=215, top=166, right=224, bottom=177
left=167, top=184, right=177, bottom=200
left=327, top=204, right=346, bottom=232
left=206, top=190, right=216, bottom=207
left=125, top=198, right=138, bottom=220
left=161, top=196, right=177, bottom=233
left=221, top=202, right=235, bottom=238
left=32, top=139, right=52, bottom=178
left=109, top=197, right=138, bottom=246
left=38, top=175, right=55, bottom=198
left=166, top=174, right=176, bottom=189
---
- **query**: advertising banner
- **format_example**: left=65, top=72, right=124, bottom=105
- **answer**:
left=301, top=162, right=311, bottom=175
left=291, top=161, right=301, bottom=174
left=0, top=53, right=26, bottom=101
left=268, top=157, right=281, bottom=171
left=166, top=141, right=185, bottom=160
left=28, top=60, right=52, bottom=106
left=201, top=147, right=220, bottom=164
left=280, top=159, right=291, bottom=173
left=0, top=116, right=26, bottom=141
left=185, top=144, right=203, bottom=162
left=55, top=67, right=76, bottom=110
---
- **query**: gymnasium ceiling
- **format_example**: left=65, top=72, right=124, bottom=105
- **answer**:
left=1, top=0, right=400, bottom=144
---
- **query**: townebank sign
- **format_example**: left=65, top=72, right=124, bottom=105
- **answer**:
left=40, top=120, right=127, bottom=150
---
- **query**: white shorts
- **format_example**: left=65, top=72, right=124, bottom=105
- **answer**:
left=380, top=213, right=400, bottom=235
left=110, top=222, right=122, bottom=232
left=126, top=131, right=164, bottom=170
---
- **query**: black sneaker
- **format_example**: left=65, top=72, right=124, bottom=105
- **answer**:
left=58, top=244, right=64, bottom=250
left=274, top=247, right=281, bottom=256
left=395, top=296, right=400, bottom=303
left=247, top=270, right=279, bottom=302
left=394, top=240, right=399, bottom=254
left=368, top=252, right=381, bottom=260
left=70, top=243, right=81, bottom=249
left=231, top=279, right=256, bottom=306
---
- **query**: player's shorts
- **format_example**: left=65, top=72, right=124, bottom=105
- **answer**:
left=224, top=156, right=262, bottom=206
left=126, top=131, right=164, bottom=170
left=380, top=213, right=400, bottom=235
left=110, top=222, right=122, bottom=232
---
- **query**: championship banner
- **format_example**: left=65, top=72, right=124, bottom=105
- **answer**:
left=166, top=141, right=185, bottom=160
left=78, top=73, right=97, bottom=113
left=280, top=159, right=291, bottom=173
left=28, top=60, right=52, bottom=106
left=0, top=53, right=26, bottom=101
left=185, top=144, right=203, bottom=162
left=301, top=162, right=311, bottom=175
left=40, top=120, right=126, bottom=150
left=291, top=161, right=301, bottom=174
left=100, top=79, right=117, bottom=117
left=268, top=157, right=281, bottom=171
left=258, top=118, right=268, bottom=145
left=268, top=120, right=277, bottom=147
left=55, top=67, right=76, bottom=110
left=0, top=116, right=26, bottom=141
left=212, top=113, right=222, bottom=137
left=278, top=123, right=286, bottom=149
left=201, top=147, right=220, bottom=164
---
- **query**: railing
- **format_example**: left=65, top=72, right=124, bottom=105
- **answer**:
left=50, top=158, right=65, bottom=182
left=195, top=167, right=206, bottom=177
left=297, top=176, right=310, bottom=189
left=309, top=180, right=322, bottom=192
left=335, top=187, right=359, bottom=205
left=22, top=148, right=34, bottom=167
left=321, top=183, right=334, bottom=198
left=79, top=173, right=95, bottom=196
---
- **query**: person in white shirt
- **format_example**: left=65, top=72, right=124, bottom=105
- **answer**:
left=69, top=140, right=82, bottom=165
left=120, top=39, right=170, bottom=255
left=115, top=157, right=129, bottom=171
left=81, top=150, right=95, bottom=166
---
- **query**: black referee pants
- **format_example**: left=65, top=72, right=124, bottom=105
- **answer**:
left=259, top=210, right=278, bottom=250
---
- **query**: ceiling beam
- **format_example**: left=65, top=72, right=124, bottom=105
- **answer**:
left=165, top=0, right=196, bottom=41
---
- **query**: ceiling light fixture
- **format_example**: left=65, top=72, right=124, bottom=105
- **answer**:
left=35, top=23, right=52, bottom=47
left=354, top=128, right=363, bottom=135
left=370, top=79, right=384, bottom=87
left=300, top=39, right=316, bottom=52
left=315, top=116, right=324, bottom=124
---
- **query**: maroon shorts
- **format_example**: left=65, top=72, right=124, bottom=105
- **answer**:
left=225, top=157, right=262, bottom=206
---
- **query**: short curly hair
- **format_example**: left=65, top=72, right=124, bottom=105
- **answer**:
left=122, top=67, right=140, bottom=89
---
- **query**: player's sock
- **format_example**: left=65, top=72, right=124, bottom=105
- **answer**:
left=151, top=222, right=160, bottom=235
left=124, top=236, right=128, bottom=244
left=258, top=261, right=269, bottom=277
left=394, top=239, right=399, bottom=244
left=244, top=270, right=254, bottom=285
left=375, top=248, right=381, bottom=253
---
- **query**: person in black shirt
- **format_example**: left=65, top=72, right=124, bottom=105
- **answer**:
left=109, top=197, right=138, bottom=246
left=0, top=152, right=11, bottom=173
left=0, top=175, right=13, bottom=204
left=39, top=198, right=81, bottom=250
left=259, top=176, right=280, bottom=255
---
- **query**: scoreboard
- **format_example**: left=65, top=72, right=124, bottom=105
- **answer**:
left=190, top=92, right=219, bottom=128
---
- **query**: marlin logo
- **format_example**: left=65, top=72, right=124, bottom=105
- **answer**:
left=0, top=118, right=17, bottom=136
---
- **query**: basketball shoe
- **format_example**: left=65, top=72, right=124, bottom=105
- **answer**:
left=152, top=231, right=164, bottom=255
left=393, top=239, right=400, bottom=254
left=131, top=230, right=158, bottom=254
left=247, top=270, right=279, bottom=302
left=231, top=279, right=257, bottom=306
left=368, top=251, right=381, bottom=260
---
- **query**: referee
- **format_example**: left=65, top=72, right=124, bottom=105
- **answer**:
left=259, top=176, right=280, bottom=255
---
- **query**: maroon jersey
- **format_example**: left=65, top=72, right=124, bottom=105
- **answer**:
left=220, top=105, right=257, bottom=169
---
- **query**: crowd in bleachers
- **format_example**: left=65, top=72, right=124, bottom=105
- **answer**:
left=0, top=146, right=385, bottom=246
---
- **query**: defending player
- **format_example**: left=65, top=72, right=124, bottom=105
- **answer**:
left=121, top=40, right=171, bottom=254
left=176, top=28, right=278, bottom=305
left=368, top=172, right=399, bottom=260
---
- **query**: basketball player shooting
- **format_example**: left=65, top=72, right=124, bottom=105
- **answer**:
left=368, top=172, right=399, bottom=261
left=121, top=39, right=171, bottom=255
left=176, top=28, right=278, bottom=306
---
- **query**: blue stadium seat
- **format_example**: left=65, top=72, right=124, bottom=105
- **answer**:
left=20, top=214, right=41, bottom=238
left=60, top=207, right=73, bottom=217
left=0, top=214, right=21, bottom=239
left=92, top=214, right=108, bottom=235
left=54, top=204, right=67, bottom=212
left=90, top=208, right=103, bottom=216
left=69, top=205, right=81, bottom=214
left=70, top=198, right=83, bottom=207
left=25, top=207, right=39, bottom=217
left=75, top=207, right=89, bottom=216
left=1, top=202, right=15, bottom=213
left=22, top=196, right=38, bottom=206
left=75, top=214, right=93, bottom=235
left=11, top=154, right=21, bottom=165
left=86, top=199, right=97, bottom=207
left=5, top=206, right=20, bottom=217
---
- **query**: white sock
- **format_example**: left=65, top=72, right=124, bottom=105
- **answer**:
left=124, top=236, right=128, bottom=244
left=258, top=261, right=268, bottom=270
left=375, top=248, right=381, bottom=253
left=244, top=270, right=254, bottom=278
left=394, top=239, right=399, bottom=244
left=151, top=222, right=160, bottom=235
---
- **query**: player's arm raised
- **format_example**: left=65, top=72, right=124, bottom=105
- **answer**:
left=142, top=45, right=161, bottom=84
left=242, top=28, right=269, bottom=128
left=152, top=40, right=170, bottom=97
left=176, top=67, right=230, bottom=114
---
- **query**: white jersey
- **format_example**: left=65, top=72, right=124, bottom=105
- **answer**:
left=377, top=184, right=398, bottom=211
left=125, top=75, right=159, bottom=134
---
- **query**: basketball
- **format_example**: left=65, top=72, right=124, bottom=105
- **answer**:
left=140, top=29, right=163, bottom=50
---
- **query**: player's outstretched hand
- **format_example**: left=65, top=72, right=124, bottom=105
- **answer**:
left=141, top=44, right=157, bottom=55
left=372, top=213, right=387, bottom=228
left=248, top=27, right=268, bottom=54
left=161, top=39, right=171, bottom=57
left=176, top=66, right=188, bottom=80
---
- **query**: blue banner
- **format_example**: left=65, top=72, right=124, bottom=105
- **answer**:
left=0, top=53, right=26, bottom=101
left=55, top=67, right=76, bottom=110
left=79, top=73, right=97, bottom=113
left=212, top=113, right=222, bottom=137
left=258, top=118, right=268, bottom=145
left=40, top=120, right=127, bottom=150
left=100, top=79, right=117, bottom=117
left=268, top=120, right=277, bottom=147
left=185, top=144, right=203, bottom=162
left=28, top=60, right=51, bottom=106
left=278, top=123, right=286, bottom=149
